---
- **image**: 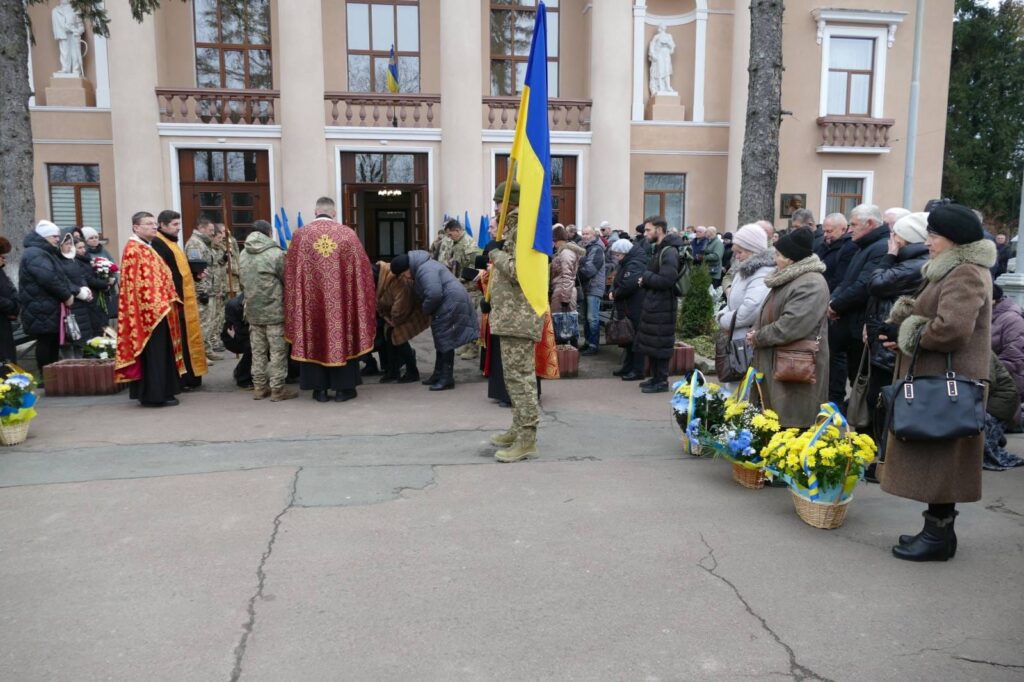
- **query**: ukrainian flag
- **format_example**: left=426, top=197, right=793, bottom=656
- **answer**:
left=386, top=45, right=400, bottom=93
left=508, top=2, right=552, bottom=316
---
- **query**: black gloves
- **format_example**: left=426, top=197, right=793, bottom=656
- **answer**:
left=198, top=293, right=210, bottom=305
left=480, top=300, right=491, bottom=314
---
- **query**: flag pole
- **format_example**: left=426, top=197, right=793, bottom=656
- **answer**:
left=485, top=159, right=518, bottom=302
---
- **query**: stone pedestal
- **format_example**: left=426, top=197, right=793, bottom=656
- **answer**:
left=45, top=76, right=94, bottom=107
left=997, top=272, right=1024, bottom=310
left=645, top=93, right=686, bottom=121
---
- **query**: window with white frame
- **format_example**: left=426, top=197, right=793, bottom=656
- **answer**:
left=813, top=10, right=906, bottom=120
left=820, top=170, right=873, bottom=219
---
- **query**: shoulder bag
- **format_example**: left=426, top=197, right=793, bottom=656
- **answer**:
left=606, top=307, right=634, bottom=346
left=764, top=292, right=820, bottom=384
left=883, top=333, right=985, bottom=442
left=714, top=310, right=749, bottom=382
left=845, top=345, right=873, bottom=430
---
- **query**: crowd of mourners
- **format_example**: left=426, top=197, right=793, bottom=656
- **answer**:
left=7, top=186, right=1022, bottom=561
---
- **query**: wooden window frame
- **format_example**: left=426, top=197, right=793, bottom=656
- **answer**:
left=489, top=2, right=559, bottom=97
left=826, top=181, right=864, bottom=217
left=47, top=163, right=101, bottom=228
left=194, top=0, right=273, bottom=90
left=346, top=0, right=421, bottom=93
left=827, top=37, right=875, bottom=117
left=643, top=173, right=686, bottom=228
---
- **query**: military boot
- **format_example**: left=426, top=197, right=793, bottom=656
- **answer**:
left=489, top=428, right=517, bottom=447
left=270, top=386, right=299, bottom=402
left=253, top=384, right=271, bottom=400
left=495, top=429, right=539, bottom=463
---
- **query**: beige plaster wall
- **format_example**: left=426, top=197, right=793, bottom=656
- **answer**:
left=774, top=0, right=953, bottom=228
left=703, top=11, right=734, bottom=122
left=629, top=153, right=729, bottom=231
left=27, top=1, right=98, bottom=106
left=558, top=0, right=589, bottom=100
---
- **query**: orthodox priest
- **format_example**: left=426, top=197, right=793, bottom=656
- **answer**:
left=285, top=196, right=377, bottom=402
left=115, top=212, right=185, bottom=407
left=152, top=210, right=208, bottom=389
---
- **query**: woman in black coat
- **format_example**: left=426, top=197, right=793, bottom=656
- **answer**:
left=390, top=250, right=479, bottom=392
left=56, top=236, right=107, bottom=355
left=608, top=238, right=648, bottom=379
left=0, top=238, right=20, bottom=363
left=19, top=225, right=77, bottom=373
left=634, top=223, right=683, bottom=393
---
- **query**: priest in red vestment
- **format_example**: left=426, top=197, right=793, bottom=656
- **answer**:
left=115, top=211, right=185, bottom=407
left=284, top=196, right=377, bottom=402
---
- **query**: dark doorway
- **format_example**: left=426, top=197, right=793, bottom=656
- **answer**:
left=178, top=149, right=271, bottom=244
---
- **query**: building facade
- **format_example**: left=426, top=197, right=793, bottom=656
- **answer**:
left=22, top=0, right=954, bottom=259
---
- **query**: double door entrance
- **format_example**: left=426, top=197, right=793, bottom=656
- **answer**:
left=177, top=149, right=271, bottom=244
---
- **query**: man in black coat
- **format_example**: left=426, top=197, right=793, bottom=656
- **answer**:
left=634, top=216, right=682, bottom=394
left=19, top=221, right=78, bottom=374
left=827, top=205, right=891, bottom=406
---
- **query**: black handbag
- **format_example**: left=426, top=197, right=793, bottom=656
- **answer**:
left=714, top=311, right=749, bottom=382
left=846, top=345, right=872, bottom=430
left=605, top=308, right=635, bottom=346
left=884, top=335, right=986, bottom=442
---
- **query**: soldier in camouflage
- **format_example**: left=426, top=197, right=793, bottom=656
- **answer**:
left=443, top=218, right=483, bottom=360
left=185, top=217, right=223, bottom=361
left=487, top=181, right=543, bottom=463
left=238, top=220, right=297, bottom=401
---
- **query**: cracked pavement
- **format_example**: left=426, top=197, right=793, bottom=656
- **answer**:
left=1, top=351, right=1023, bottom=680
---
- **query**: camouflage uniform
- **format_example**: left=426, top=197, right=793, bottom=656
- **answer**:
left=238, top=232, right=289, bottom=390
left=208, top=241, right=232, bottom=352
left=447, top=231, right=482, bottom=358
left=489, top=209, right=543, bottom=454
left=185, top=231, right=224, bottom=355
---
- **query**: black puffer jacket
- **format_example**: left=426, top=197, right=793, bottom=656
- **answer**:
left=19, top=233, right=75, bottom=336
left=864, top=242, right=928, bottom=372
left=407, top=250, right=479, bottom=353
left=635, top=232, right=682, bottom=359
left=830, top=224, right=891, bottom=341
left=0, top=267, right=19, bottom=362
left=611, top=241, right=649, bottom=332
left=59, top=253, right=108, bottom=341
left=815, top=233, right=858, bottom=292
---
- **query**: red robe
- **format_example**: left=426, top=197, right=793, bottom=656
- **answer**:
left=284, top=218, right=377, bottom=366
left=115, top=236, right=185, bottom=382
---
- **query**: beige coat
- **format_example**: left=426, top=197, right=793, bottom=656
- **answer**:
left=549, top=241, right=585, bottom=311
left=752, top=255, right=830, bottom=429
left=880, top=239, right=995, bottom=504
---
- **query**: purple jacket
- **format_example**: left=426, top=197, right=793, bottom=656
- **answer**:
left=991, top=296, right=1024, bottom=397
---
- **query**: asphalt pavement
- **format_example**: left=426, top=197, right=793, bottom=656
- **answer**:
left=1, top=345, right=1022, bottom=681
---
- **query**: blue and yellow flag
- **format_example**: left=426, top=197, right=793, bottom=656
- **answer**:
left=508, top=2, right=552, bottom=316
left=386, top=45, right=400, bottom=93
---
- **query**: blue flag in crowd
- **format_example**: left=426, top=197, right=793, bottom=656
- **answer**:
left=296, top=211, right=304, bottom=229
left=280, top=208, right=293, bottom=243
left=464, top=210, right=473, bottom=238
left=274, top=213, right=287, bottom=249
left=478, top=214, right=490, bottom=249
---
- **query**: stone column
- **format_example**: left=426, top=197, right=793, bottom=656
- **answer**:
left=106, top=2, right=164, bottom=247
left=277, top=0, right=329, bottom=215
left=589, top=0, right=632, bottom=230
left=724, top=1, right=751, bottom=228
left=439, top=0, right=482, bottom=223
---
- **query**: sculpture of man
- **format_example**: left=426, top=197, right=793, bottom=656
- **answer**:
left=648, top=24, right=676, bottom=97
left=52, top=0, right=85, bottom=78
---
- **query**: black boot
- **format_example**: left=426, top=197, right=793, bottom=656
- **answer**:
left=422, top=351, right=441, bottom=385
left=312, top=389, right=330, bottom=403
left=397, top=365, right=420, bottom=383
left=892, top=511, right=958, bottom=562
left=899, top=511, right=958, bottom=557
left=430, top=350, right=455, bottom=391
left=361, top=355, right=380, bottom=376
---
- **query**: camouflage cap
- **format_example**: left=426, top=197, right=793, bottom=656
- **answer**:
left=493, top=180, right=520, bottom=205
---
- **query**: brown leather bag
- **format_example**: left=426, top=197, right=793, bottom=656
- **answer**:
left=764, top=292, right=820, bottom=384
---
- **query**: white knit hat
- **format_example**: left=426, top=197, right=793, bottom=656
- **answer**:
left=610, top=238, right=633, bottom=254
left=732, top=223, right=769, bottom=254
left=893, top=212, right=929, bottom=244
left=81, top=226, right=99, bottom=240
left=34, top=220, right=60, bottom=239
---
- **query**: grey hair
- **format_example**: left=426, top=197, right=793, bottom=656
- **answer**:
left=823, top=212, right=848, bottom=226
left=884, top=207, right=910, bottom=224
left=791, top=208, right=816, bottom=227
left=850, top=204, right=883, bottom=224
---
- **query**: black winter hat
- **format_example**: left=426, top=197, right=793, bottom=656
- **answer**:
left=775, top=227, right=814, bottom=262
left=927, top=204, right=983, bottom=244
left=389, top=254, right=410, bottom=275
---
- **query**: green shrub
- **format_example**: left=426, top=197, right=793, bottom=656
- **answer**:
left=678, top=264, right=715, bottom=339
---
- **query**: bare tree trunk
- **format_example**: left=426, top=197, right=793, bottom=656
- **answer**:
left=0, top=0, right=35, bottom=266
left=738, top=0, right=785, bottom=226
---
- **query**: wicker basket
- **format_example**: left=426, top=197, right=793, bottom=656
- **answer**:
left=0, top=420, right=30, bottom=446
left=791, top=489, right=851, bottom=529
left=731, top=462, right=765, bottom=489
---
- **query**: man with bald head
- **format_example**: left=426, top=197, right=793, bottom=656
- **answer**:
left=756, top=220, right=776, bottom=243
left=883, top=207, right=910, bottom=228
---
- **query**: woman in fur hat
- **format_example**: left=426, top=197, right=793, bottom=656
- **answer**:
left=880, top=204, right=995, bottom=562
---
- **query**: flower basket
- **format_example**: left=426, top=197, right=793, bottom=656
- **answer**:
left=682, top=438, right=710, bottom=458
left=731, top=461, right=765, bottom=489
left=0, top=419, right=30, bottom=446
left=791, top=489, right=851, bottom=529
